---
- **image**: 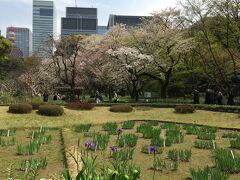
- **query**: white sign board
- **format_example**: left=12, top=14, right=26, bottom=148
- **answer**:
left=144, top=92, right=152, bottom=98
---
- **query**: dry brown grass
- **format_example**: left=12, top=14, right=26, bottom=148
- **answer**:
left=0, top=106, right=239, bottom=129
left=63, top=121, right=240, bottom=180
left=0, top=129, right=63, bottom=179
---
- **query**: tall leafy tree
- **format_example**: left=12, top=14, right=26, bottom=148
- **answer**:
left=0, top=36, right=12, bottom=60
left=182, top=0, right=240, bottom=104
left=130, top=9, right=194, bottom=98
left=48, top=35, right=87, bottom=99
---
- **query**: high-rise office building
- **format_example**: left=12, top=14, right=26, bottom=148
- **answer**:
left=6, top=27, right=32, bottom=57
left=108, top=15, right=146, bottom=29
left=32, top=0, right=56, bottom=56
left=61, top=7, right=98, bottom=36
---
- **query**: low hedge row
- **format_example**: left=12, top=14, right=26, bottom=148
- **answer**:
left=97, top=103, right=240, bottom=113
left=175, top=105, right=195, bottom=114
left=8, top=103, right=32, bottom=114
left=109, top=104, right=133, bottom=113
left=38, top=105, right=64, bottom=116
left=6, top=102, right=240, bottom=115
left=8, top=103, right=64, bottom=116
left=194, top=104, right=240, bottom=113
left=29, top=102, right=46, bottom=110
left=66, top=102, right=95, bottom=110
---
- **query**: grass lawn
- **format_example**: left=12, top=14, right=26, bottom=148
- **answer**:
left=0, top=106, right=239, bottom=129
left=0, top=106, right=240, bottom=179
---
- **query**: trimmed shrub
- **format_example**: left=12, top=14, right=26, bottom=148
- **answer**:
left=175, top=105, right=195, bottom=114
left=38, top=105, right=64, bottom=116
left=109, top=104, right=133, bottom=113
left=66, top=102, right=95, bottom=110
left=30, top=102, right=46, bottom=110
left=8, top=103, right=32, bottom=114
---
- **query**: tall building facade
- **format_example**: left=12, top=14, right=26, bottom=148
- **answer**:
left=97, top=26, right=107, bottom=35
left=108, top=15, right=146, bottom=29
left=32, top=0, right=56, bottom=56
left=6, top=27, right=32, bottom=57
left=61, top=7, right=98, bottom=36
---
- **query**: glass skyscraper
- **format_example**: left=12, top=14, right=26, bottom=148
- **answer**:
left=61, top=7, right=98, bottom=36
left=32, top=0, right=56, bottom=56
left=108, top=15, right=146, bottom=29
left=6, top=27, right=32, bottom=57
left=97, top=26, right=107, bottom=35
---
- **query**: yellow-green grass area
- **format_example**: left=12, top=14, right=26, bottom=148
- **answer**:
left=63, top=121, right=240, bottom=180
left=0, top=106, right=240, bottom=130
left=0, top=129, right=63, bottom=179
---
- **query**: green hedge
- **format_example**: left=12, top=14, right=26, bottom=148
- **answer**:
left=66, top=102, right=95, bottom=110
left=97, top=103, right=240, bottom=113
left=8, top=103, right=32, bottom=114
left=109, top=104, right=133, bottom=113
left=29, top=102, right=46, bottom=110
left=38, top=105, right=64, bottom=116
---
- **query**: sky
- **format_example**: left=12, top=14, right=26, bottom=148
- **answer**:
left=0, top=0, right=178, bottom=36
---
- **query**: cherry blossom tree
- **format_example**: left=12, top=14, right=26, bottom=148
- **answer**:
left=81, top=26, right=129, bottom=101
left=130, top=8, right=195, bottom=98
left=107, top=47, right=153, bottom=101
left=18, top=58, right=56, bottom=96
left=46, top=35, right=87, bottom=99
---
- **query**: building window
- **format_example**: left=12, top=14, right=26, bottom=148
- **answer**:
left=40, top=9, right=53, bottom=16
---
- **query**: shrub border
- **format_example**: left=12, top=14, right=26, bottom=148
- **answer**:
left=1, top=102, right=240, bottom=114
left=96, top=103, right=240, bottom=114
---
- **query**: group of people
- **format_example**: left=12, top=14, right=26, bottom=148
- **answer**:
left=42, top=90, right=119, bottom=104
left=94, top=90, right=119, bottom=103
left=42, top=91, right=72, bottom=102
left=193, top=88, right=223, bottom=105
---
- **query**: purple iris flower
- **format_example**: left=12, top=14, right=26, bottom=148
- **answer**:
left=116, top=128, right=123, bottom=134
left=110, top=146, right=117, bottom=152
left=90, top=142, right=95, bottom=148
left=85, top=141, right=94, bottom=149
left=150, top=146, right=157, bottom=153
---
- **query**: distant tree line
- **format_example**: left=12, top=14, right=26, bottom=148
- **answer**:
left=0, top=0, right=239, bottom=104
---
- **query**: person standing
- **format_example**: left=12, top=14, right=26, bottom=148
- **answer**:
left=205, top=89, right=211, bottom=104
left=95, top=90, right=101, bottom=104
left=209, top=89, right=215, bottom=104
left=227, top=90, right=235, bottom=105
left=113, top=91, right=118, bottom=103
left=53, top=94, right=58, bottom=101
left=43, top=91, right=49, bottom=102
left=193, top=89, right=200, bottom=104
left=217, top=91, right=223, bottom=105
